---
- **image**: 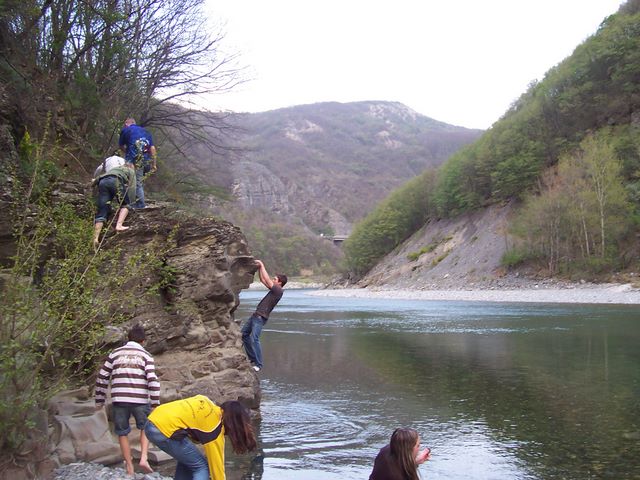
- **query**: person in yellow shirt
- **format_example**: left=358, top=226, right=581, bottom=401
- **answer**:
left=145, top=395, right=257, bottom=480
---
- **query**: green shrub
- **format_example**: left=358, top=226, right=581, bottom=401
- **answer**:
left=501, top=249, right=531, bottom=268
left=407, top=242, right=439, bottom=261
left=407, top=251, right=420, bottom=262
left=431, top=250, right=450, bottom=266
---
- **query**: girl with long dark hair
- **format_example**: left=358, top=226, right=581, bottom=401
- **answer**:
left=144, top=395, right=257, bottom=479
left=369, top=427, right=431, bottom=480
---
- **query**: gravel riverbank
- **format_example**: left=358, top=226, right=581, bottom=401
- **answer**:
left=50, top=462, right=172, bottom=480
left=310, top=282, right=640, bottom=304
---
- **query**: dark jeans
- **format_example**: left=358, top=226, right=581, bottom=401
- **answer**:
left=145, top=420, right=209, bottom=480
left=95, top=176, right=126, bottom=223
left=242, top=314, right=266, bottom=368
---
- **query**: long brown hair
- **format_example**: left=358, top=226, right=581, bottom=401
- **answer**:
left=220, top=401, right=257, bottom=454
left=390, top=427, right=420, bottom=480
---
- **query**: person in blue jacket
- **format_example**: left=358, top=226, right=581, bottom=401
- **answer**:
left=119, top=117, right=157, bottom=209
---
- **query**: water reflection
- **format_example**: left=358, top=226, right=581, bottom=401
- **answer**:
left=226, top=290, right=640, bottom=479
left=239, top=454, right=264, bottom=480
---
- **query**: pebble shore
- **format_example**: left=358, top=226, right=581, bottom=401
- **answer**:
left=310, top=281, right=640, bottom=304
left=51, top=463, right=172, bottom=480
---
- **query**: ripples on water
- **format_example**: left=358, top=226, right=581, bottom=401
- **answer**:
left=254, top=380, right=535, bottom=480
left=223, top=290, right=640, bottom=479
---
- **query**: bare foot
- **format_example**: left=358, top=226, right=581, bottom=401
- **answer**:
left=124, top=461, right=135, bottom=476
left=139, top=459, right=154, bottom=473
left=115, top=225, right=130, bottom=232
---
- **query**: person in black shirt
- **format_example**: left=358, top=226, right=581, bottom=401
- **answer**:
left=241, top=260, right=287, bottom=372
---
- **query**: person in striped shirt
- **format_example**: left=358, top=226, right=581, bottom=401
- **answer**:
left=95, top=324, right=160, bottom=476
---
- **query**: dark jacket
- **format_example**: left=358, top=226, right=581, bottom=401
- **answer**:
left=369, top=445, right=411, bottom=480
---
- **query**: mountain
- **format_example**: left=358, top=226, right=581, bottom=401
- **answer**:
left=172, top=101, right=482, bottom=238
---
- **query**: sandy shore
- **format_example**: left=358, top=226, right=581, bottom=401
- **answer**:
left=309, top=283, right=640, bottom=305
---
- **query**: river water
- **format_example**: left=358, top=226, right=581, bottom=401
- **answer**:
left=223, top=289, right=640, bottom=479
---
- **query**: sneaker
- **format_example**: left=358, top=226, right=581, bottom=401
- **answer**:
left=252, top=365, right=261, bottom=372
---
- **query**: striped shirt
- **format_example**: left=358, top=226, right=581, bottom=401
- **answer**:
left=95, top=341, right=160, bottom=406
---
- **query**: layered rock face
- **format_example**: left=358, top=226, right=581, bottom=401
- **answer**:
left=230, top=159, right=353, bottom=237
left=111, top=202, right=261, bottom=405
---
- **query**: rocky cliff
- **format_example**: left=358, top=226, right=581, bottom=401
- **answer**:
left=230, top=101, right=482, bottom=235
left=107, top=203, right=261, bottom=405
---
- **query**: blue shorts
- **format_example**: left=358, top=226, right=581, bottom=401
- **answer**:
left=112, top=402, right=151, bottom=436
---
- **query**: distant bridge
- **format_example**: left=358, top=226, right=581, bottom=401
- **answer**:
left=329, top=235, right=348, bottom=246
left=319, top=233, right=349, bottom=246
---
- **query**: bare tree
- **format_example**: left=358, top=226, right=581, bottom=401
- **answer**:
left=0, top=0, right=245, bottom=159
left=514, top=132, right=633, bottom=272
left=578, top=134, right=629, bottom=257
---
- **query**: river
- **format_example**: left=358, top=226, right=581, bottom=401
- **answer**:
left=223, top=289, right=640, bottom=479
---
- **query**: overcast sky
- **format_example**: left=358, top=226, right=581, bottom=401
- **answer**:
left=203, top=0, right=625, bottom=130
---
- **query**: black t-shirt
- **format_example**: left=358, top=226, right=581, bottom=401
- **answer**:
left=254, top=284, right=283, bottom=320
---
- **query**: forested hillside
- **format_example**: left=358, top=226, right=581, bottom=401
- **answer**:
left=345, top=0, right=640, bottom=279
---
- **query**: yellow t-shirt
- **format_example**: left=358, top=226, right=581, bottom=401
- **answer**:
left=148, top=395, right=226, bottom=479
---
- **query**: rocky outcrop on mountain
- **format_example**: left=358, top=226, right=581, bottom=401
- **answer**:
left=231, top=160, right=293, bottom=215
left=227, top=101, right=482, bottom=234
left=229, top=159, right=353, bottom=236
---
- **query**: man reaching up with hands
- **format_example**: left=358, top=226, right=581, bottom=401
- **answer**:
left=242, top=260, right=287, bottom=372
